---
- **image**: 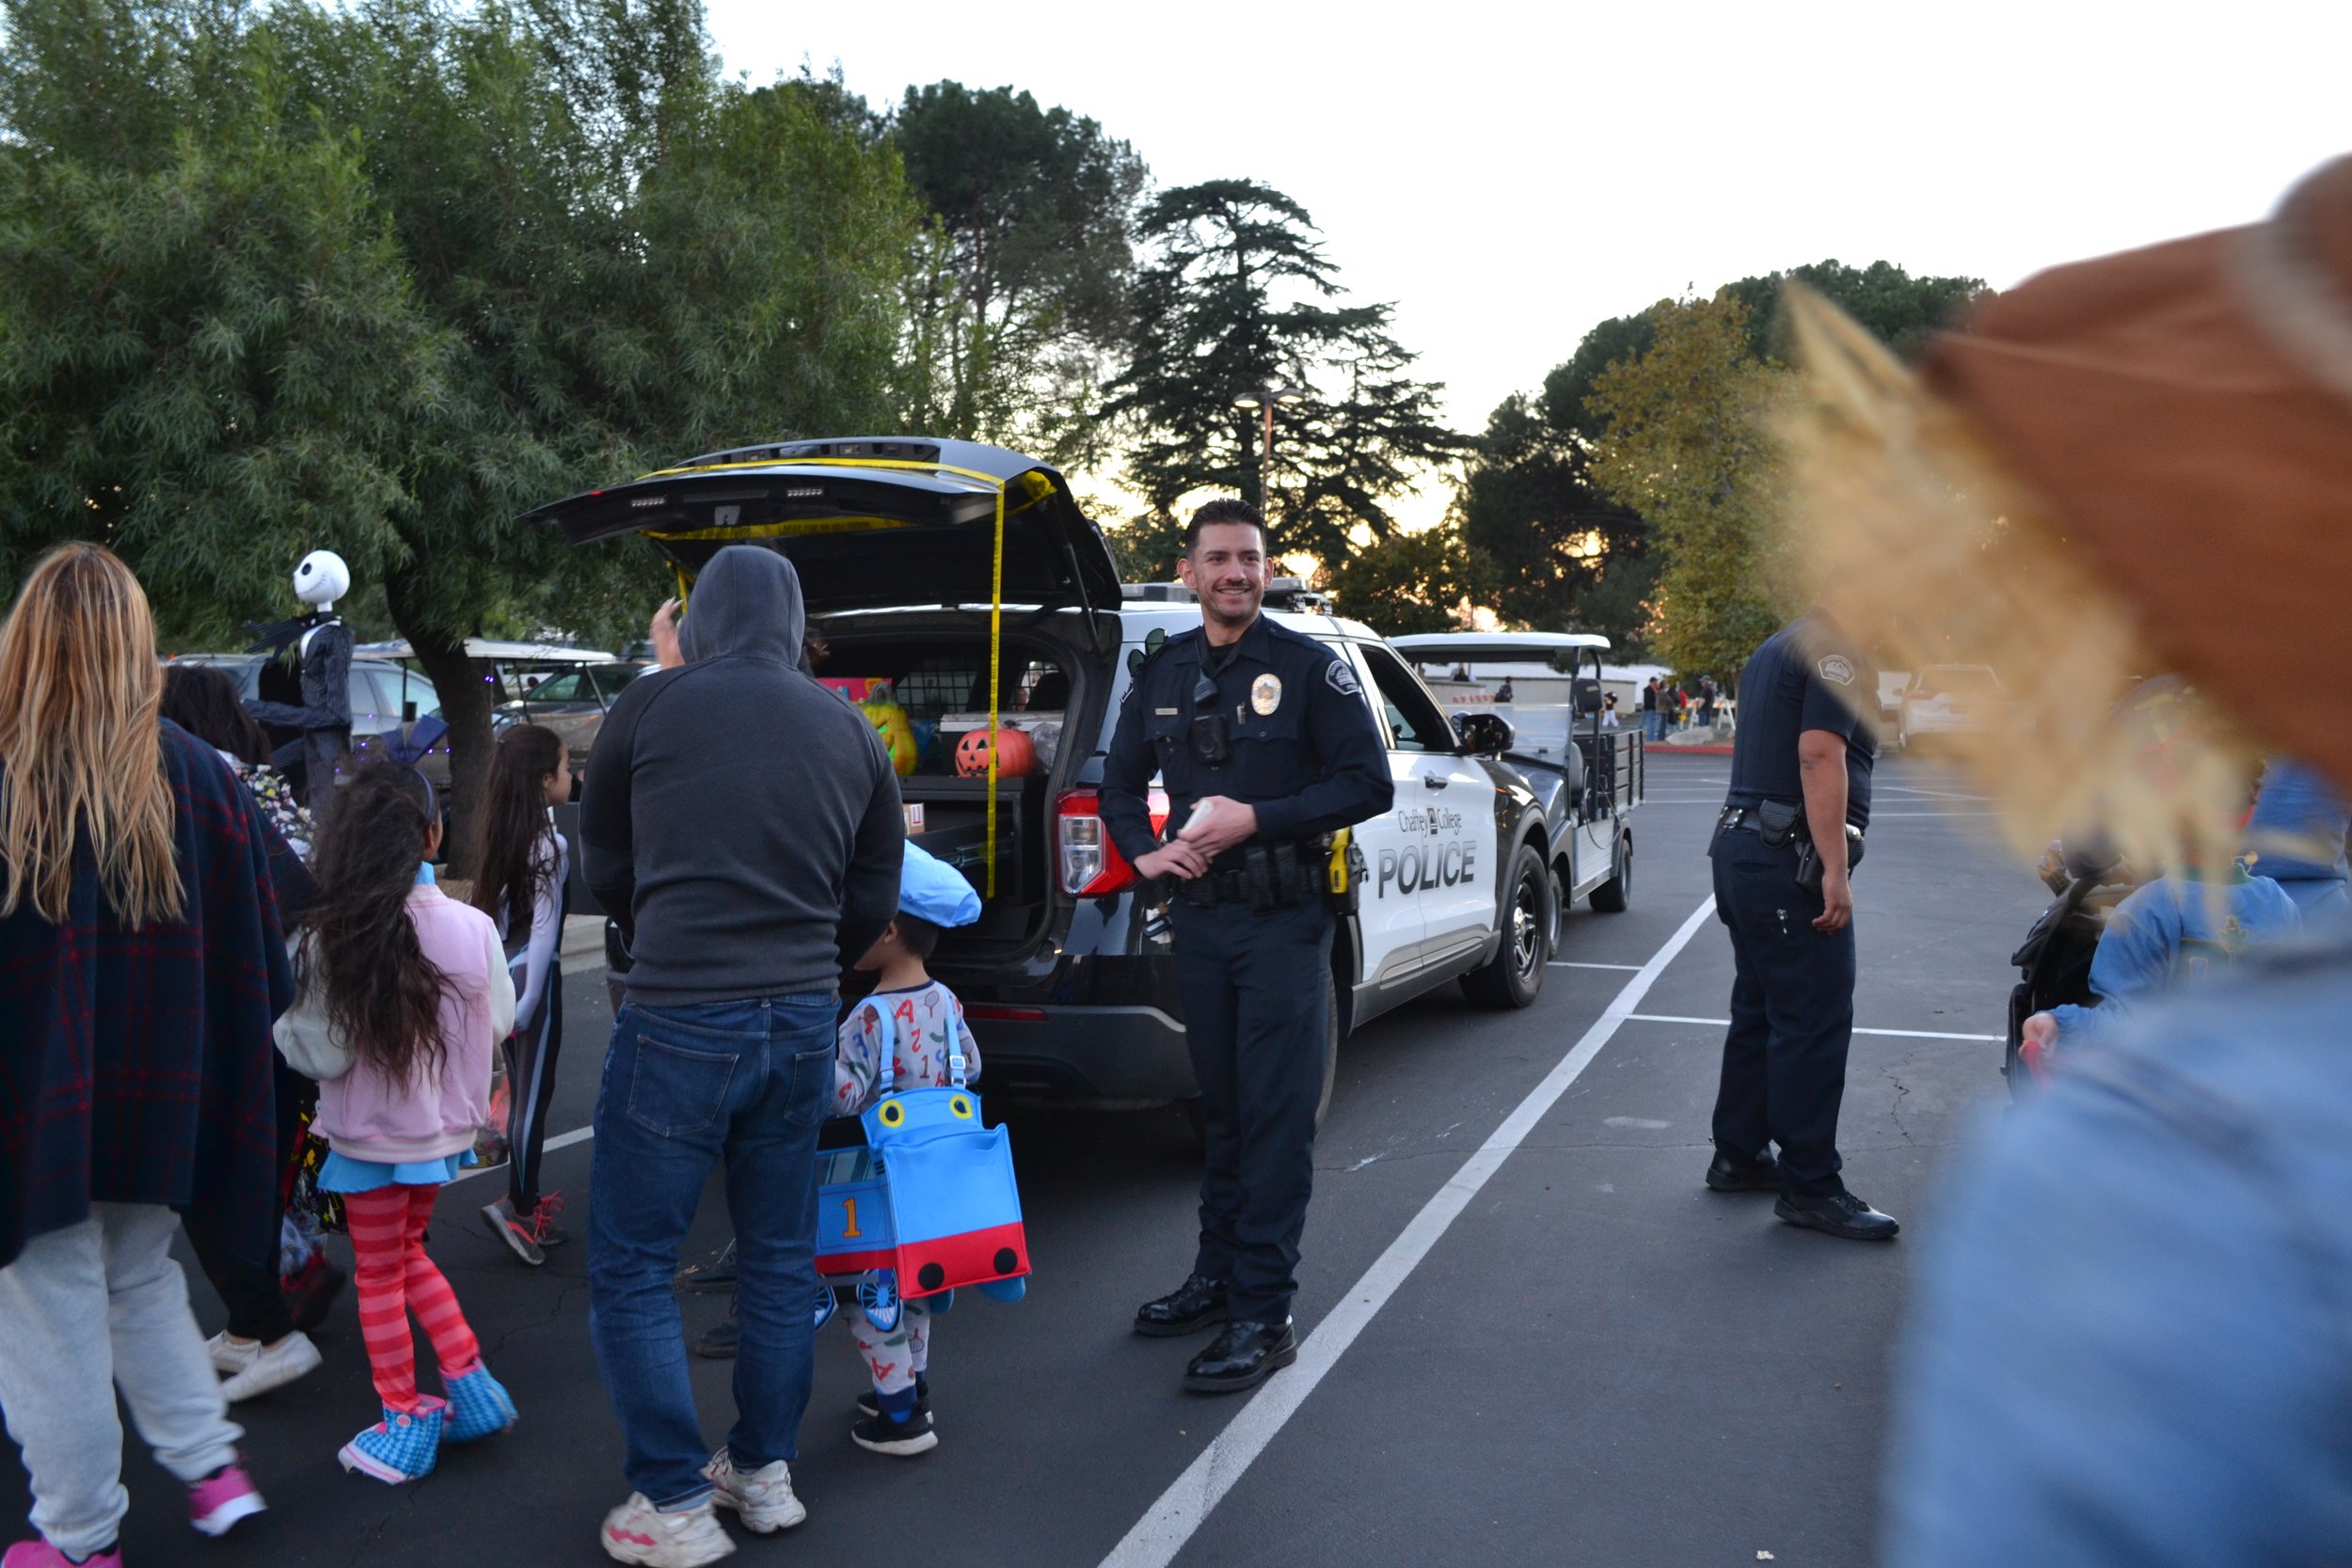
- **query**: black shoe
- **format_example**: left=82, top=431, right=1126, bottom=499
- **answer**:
left=1134, top=1274, right=1229, bottom=1338
left=851, top=1410, right=938, bottom=1456
left=1183, top=1319, right=1297, bottom=1394
left=1775, top=1190, right=1900, bottom=1241
left=856, top=1377, right=930, bottom=1424
left=1704, top=1148, right=1785, bottom=1193
left=693, top=1318, right=739, bottom=1358
left=676, top=1240, right=738, bottom=1293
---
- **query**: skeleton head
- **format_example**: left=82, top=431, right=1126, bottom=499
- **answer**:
left=293, top=550, right=350, bottom=612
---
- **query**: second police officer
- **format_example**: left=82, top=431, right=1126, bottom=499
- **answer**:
left=1706, top=607, right=1899, bottom=1240
left=1101, top=498, right=1392, bottom=1392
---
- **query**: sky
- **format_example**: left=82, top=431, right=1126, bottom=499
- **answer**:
left=700, top=0, right=2351, bottom=528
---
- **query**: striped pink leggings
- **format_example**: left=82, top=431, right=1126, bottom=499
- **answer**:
left=344, top=1184, right=480, bottom=1412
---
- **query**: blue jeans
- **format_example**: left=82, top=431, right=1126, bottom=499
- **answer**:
left=587, top=994, right=834, bottom=1507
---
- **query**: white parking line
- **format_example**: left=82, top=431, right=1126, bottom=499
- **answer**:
left=1626, top=1012, right=1998, bottom=1041
left=1098, top=895, right=1722, bottom=1568
left=1549, top=960, right=1644, bottom=971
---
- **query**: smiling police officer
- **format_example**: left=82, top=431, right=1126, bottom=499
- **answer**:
left=1707, top=608, right=1899, bottom=1241
left=1102, top=498, right=1392, bottom=1393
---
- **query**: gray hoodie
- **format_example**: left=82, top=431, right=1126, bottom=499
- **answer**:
left=580, top=546, right=903, bottom=1003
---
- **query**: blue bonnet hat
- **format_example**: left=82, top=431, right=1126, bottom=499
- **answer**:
left=899, top=841, right=982, bottom=928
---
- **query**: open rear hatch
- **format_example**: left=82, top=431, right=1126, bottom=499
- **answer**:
left=523, top=436, right=1120, bottom=617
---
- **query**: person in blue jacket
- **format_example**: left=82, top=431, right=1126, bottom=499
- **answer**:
left=2020, top=863, right=2301, bottom=1072
left=2244, top=757, right=2351, bottom=928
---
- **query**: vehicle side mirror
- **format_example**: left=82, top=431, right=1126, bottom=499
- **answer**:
left=1572, top=678, right=1604, bottom=717
left=1454, top=711, right=1514, bottom=755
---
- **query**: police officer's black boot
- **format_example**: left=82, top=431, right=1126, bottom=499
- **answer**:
left=1704, top=1145, right=1786, bottom=1193
left=1183, top=1319, right=1297, bottom=1394
left=1134, top=1274, right=1229, bottom=1338
left=1775, top=1188, right=1899, bottom=1241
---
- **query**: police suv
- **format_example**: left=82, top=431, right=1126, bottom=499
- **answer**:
left=531, top=438, right=1641, bottom=1121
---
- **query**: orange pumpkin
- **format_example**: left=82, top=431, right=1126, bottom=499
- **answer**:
left=954, top=725, right=1037, bottom=778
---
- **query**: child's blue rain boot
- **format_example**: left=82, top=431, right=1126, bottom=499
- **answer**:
left=977, top=1275, right=1026, bottom=1304
left=859, top=1269, right=902, bottom=1332
left=442, top=1362, right=516, bottom=1443
left=338, top=1398, right=444, bottom=1483
left=813, top=1280, right=838, bottom=1330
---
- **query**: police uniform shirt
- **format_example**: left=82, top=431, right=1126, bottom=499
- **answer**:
left=1101, top=614, right=1392, bottom=869
left=1724, top=615, right=1877, bottom=830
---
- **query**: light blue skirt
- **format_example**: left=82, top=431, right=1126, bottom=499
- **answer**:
left=319, top=1149, right=475, bottom=1193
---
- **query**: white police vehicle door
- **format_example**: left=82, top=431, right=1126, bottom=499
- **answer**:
left=1330, top=642, right=1426, bottom=990
left=1353, top=641, right=1496, bottom=974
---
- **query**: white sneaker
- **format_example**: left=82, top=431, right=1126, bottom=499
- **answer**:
left=211, top=1332, right=323, bottom=1402
left=600, top=1492, right=736, bottom=1566
left=702, top=1448, right=806, bottom=1534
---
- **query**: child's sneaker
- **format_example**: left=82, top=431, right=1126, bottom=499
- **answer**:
left=855, top=1374, right=930, bottom=1423
left=857, top=1269, right=901, bottom=1332
left=188, top=1458, right=266, bottom=1536
left=5, top=1541, right=122, bottom=1567
left=599, top=1492, right=736, bottom=1566
left=442, top=1362, right=517, bottom=1443
left=210, top=1331, right=322, bottom=1402
left=851, top=1409, right=939, bottom=1457
left=702, top=1448, right=807, bottom=1534
left=338, top=1399, right=444, bottom=1483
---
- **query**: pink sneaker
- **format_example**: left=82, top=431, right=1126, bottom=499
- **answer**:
left=5, top=1541, right=123, bottom=1566
left=188, top=1460, right=266, bottom=1537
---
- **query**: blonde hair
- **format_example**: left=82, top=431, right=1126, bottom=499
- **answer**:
left=0, top=544, right=185, bottom=927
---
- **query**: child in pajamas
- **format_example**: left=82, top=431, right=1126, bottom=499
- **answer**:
left=829, top=843, right=981, bottom=1457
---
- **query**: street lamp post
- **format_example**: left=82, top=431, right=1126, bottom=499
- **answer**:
left=1232, top=386, right=1308, bottom=515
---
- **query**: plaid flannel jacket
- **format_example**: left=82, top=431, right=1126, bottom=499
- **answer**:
left=1, top=721, right=295, bottom=1268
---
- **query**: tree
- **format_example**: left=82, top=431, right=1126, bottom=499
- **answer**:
left=0, top=0, right=922, bottom=868
left=892, top=81, right=1145, bottom=467
left=1588, top=294, right=1793, bottom=684
left=1461, top=261, right=1985, bottom=656
left=1320, top=523, right=1498, bottom=638
left=1107, top=179, right=1469, bottom=563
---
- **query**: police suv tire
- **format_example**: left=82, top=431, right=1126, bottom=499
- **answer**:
left=1590, top=832, right=1631, bottom=914
left=1463, top=843, right=1551, bottom=1010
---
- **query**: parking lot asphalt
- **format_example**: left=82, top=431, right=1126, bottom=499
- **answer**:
left=8, top=754, right=2050, bottom=1568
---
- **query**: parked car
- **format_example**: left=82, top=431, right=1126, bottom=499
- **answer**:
left=166, top=652, right=451, bottom=788
left=1899, top=663, right=2007, bottom=751
left=491, top=660, right=646, bottom=777
left=527, top=436, right=1641, bottom=1122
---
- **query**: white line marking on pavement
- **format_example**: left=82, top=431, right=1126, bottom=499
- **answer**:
left=1626, top=1013, right=1999, bottom=1041
left=448, top=1125, right=596, bottom=1185
left=1867, top=810, right=2002, bottom=817
left=1097, top=895, right=1722, bottom=1568
left=1549, top=960, right=1644, bottom=971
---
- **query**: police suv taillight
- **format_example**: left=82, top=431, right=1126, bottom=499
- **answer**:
left=1055, top=789, right=1167, bottom=896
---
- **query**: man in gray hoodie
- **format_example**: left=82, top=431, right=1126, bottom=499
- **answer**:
left=580, top=545, right=902, bottom=1565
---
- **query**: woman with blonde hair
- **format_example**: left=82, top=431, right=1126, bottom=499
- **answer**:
left=0, top=544, right=294, bottom=1568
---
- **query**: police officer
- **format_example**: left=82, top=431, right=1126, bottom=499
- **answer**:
left=1102, top=498, right=1392, bottom=1392
left=1706, top=609, right=1899, bottom=1240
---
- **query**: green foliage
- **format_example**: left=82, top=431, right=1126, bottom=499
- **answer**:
left=892, top=81, right=1145, bottom=467
left=0, top=0, right=920, bottom=864
left=1320, top=523, right=1497, bottom=638
left=1107, top=179, right=1469, bottom=564
left=1463, top=260, right=1987, bottom=663
left=1105, top=509, right=1185, bottom=585
left=1588, top=294, right=1793, bottom=684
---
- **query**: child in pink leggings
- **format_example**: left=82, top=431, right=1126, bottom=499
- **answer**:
left=281, top=763, right=518, bottom=1482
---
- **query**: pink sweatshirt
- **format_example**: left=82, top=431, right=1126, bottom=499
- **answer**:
left=310, top=885, right=516, bottom=1164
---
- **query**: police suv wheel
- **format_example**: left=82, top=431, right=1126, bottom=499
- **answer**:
left=1462, top=843, right=1551, bottom=1010
left=1590, top=832, right=1632, bottom=913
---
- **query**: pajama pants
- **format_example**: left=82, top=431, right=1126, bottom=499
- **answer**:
left=345, top=1184, right=480, bottom=1411
left=848, top=1297, right=931, bottom=1398
left=0, top=1205, right=243, bottom=1561
left=502, top=952, right=564, bottom=1212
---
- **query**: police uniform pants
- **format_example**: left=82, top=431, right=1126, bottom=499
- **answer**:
left=1708, top=825, right=1855, bottom=1196
left=1170, top=896, right=1333, bottom=1324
